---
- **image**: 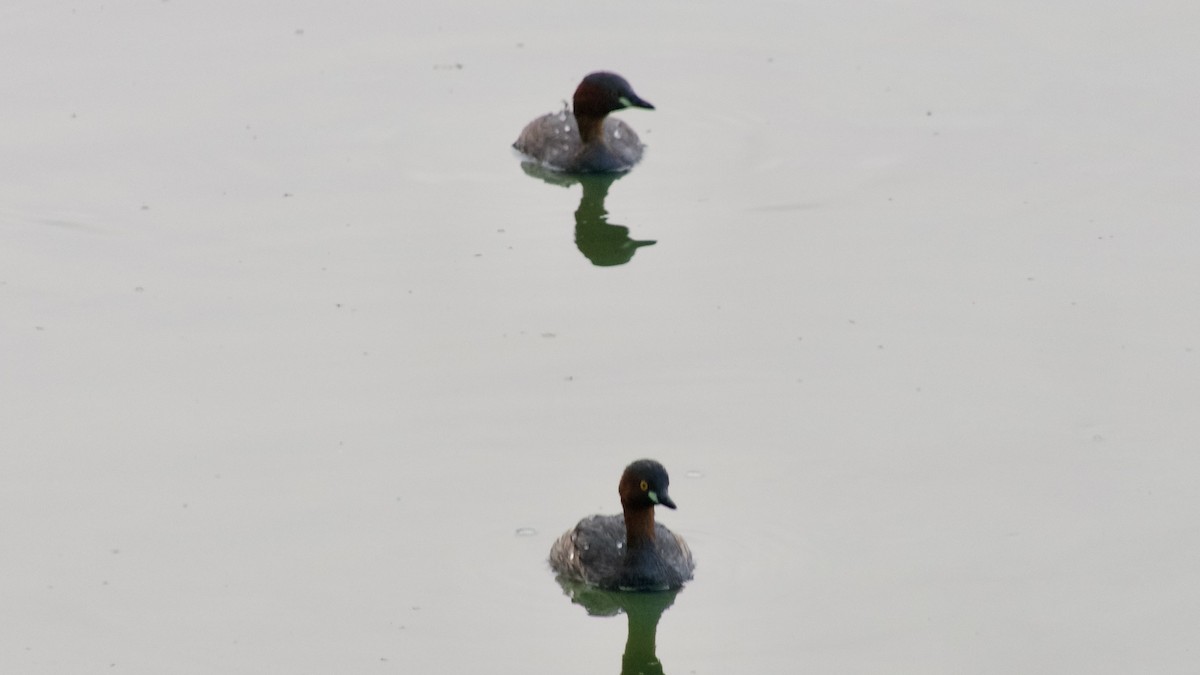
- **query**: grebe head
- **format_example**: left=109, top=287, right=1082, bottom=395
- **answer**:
left=573, top=71, right=655, bottom=119
left=618, top=459, right=676, bottom=511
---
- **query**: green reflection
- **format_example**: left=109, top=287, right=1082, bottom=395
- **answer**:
left=519, top=162, right=656, bottom=267
left=554, top=577, right=682, bottom=675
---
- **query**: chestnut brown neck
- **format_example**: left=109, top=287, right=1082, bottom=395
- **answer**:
left=574, top=113, right=605, bottom=144
left=623, top=504, right=656, bottom=550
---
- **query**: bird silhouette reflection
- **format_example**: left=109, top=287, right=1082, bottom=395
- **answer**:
left=553, top=577, right=683, bottom=675
left=518, top=162, right=656, bottom=267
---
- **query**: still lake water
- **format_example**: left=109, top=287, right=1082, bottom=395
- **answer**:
left=3, top=1, right=1198, bottom=673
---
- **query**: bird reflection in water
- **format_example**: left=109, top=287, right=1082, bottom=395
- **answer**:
left=518, top=162, right=656, bottom=267
left=553, top=577, right=682, bottom=675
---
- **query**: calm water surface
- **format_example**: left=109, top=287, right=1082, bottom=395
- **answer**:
left=2, top=1, right=1198, bottom=673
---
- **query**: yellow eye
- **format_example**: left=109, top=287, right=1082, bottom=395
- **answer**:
left=640, top=480, right=648, bottom=491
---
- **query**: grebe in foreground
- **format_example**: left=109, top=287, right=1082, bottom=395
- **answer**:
left=549, top=459, right=694, bottom=591
left=514, top=71, right=654, bottom=173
